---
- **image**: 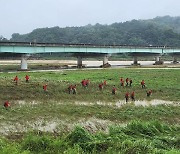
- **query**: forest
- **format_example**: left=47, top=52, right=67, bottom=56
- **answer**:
left=1, top=16, right=180, bottom=47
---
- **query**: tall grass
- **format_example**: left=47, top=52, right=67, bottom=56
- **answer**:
left=0, top=120, right=179, bottom=153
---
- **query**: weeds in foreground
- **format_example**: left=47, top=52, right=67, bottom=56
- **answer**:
left=0, top=120, right=179, bottom=154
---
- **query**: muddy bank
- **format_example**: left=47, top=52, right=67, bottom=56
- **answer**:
left=0, top=99, right=178, bottom=136
left=0, top=117, right=113, bottom=136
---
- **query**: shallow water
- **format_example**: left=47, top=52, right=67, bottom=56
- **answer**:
left=75, top=99, right=179, bottom=108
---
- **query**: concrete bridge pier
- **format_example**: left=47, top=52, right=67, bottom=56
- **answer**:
left=20, top=54, right=28, bottom=70
left=154, top=56, right=163, bottom=65
left=103, top=55, right=108, bottom=65
left=132, top=57, right=140, bottom=65
left=77, top=56, right=83, bottom=68
left=101, top=54, right=111, bottom=68
left=172, top=57, right=179, bottom=64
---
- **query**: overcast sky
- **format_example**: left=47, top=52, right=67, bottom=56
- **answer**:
left=0, top=0, right=180, bottom=39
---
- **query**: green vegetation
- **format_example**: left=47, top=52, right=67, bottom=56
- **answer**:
left=0, top=68, right=179, bottom=153
left=1, top=103, right=180, bottom=126
left=0, top=68, right=179, bottom=101
left=9, top=16, right=180, bottom=46
left=0, top=68, right=179, bottom=124
left=0, top=120, right=179, bottom=153
left=0, top=36, right=7, bottom=41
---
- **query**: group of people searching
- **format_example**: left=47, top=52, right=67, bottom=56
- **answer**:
left=69, top=77, right=152, bottom=103
left=3, top=75, right=152, bottom=109
left=4, top=75, right=47, bottom=109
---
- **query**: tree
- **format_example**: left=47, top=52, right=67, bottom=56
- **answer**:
left=0, top=35, right=8, bottom=42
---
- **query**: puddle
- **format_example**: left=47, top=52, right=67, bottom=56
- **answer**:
left=15, top=99, right=179, bottom=108
left=115, top=99, right=178, bottom=107
left=14, top=100, right=42, bottom=107
left=75, top=99, right=179, bottom=108
left=134, top=99, right=174, bottom=106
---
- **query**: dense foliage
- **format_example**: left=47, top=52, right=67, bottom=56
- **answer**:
left=0, top=120, right=179, bottom=153
left=9, top=16, right=180, bottom=46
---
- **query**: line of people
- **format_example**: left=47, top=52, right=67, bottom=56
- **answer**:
left=68, top=78, right=152, bottom=102
left=4, top=75, right=48, bottom=109
left=120, top=77, right=146, bottom=89
left=13, top=75, right=49, bottom=92
left=120, top=77, right=133, bottom=87
left=13, top=76, right=152, bottom=97
left=4, top=75, right=152, bottom=110
left=13, top=75, right=30, bottom=85
left=111, top=85, right=135, bottom=102
left=99, top=80, right=107, bottom=91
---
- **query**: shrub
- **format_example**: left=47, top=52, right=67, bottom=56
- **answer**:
left=21, top=133, right=52, bottom=152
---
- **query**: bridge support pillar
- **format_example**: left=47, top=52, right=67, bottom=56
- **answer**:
left=103, top=55, right=109, bottom=65
left=132, top=57, right=140, bottom=65
left=20, top=55, right=28, bottom=70
left=154, top=56, right=163, bottom=65
left=101, top=55, right=111, bottom=68
left=77, top=56, right=83, bottom=68
left=172, top=57, right=179, bottom=64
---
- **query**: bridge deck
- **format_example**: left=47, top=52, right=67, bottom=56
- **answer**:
left=0, top=42, right=180, bottom=54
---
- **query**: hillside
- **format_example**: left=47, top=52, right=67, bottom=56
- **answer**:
left=148, top=16, right=180, bottom=34
left=9, top=16, right=180, bottom=46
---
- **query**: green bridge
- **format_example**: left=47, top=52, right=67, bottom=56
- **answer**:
left=0, top=42, right=180, bottom=54
left=0, top=42, right=180, bottom=69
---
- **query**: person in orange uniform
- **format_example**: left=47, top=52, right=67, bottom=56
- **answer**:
left=125, top=92, right=129, bottom=102
left=131, top=91, right=135, bottom=101
left=14, top=76, right=19, bottom=85
left=99, top=83, right=103, bottom=91
left=120, top=77, right=124, bottom=87
left=72, top=85, right=77, bottom=94
left=103, top=80, right=107, bottom=86
left=120, top=77, right=123, bottom=82
left=68, top=85, right=73, bottom=94
left=81, top=79, right=87, bottom=88
left=43, top=84, right=48, bottom=92
left=125, top=78, right=129, bottom=86
left=112, top=85, right=117, bottom=95
left=129, top=79, right=133, bottom=87
left=147, top=90, right=152, bottom=97
left=25, top=75, right=30, bottom=82
left=86, top=79, right=90, bottom=87
left=141, top=80, right=145, bottom=88
left=4, top=101, right=10, bottom=110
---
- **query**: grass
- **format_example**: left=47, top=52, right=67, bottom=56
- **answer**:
left=0, top=120, right=179, bottom=154
left=0, top=68, right=179, bottom=153
left=0, top=68, right=179, bottom=130
left=0, top=68, right=179, bottom=101
left=1, top=103, right=179, bottom=126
